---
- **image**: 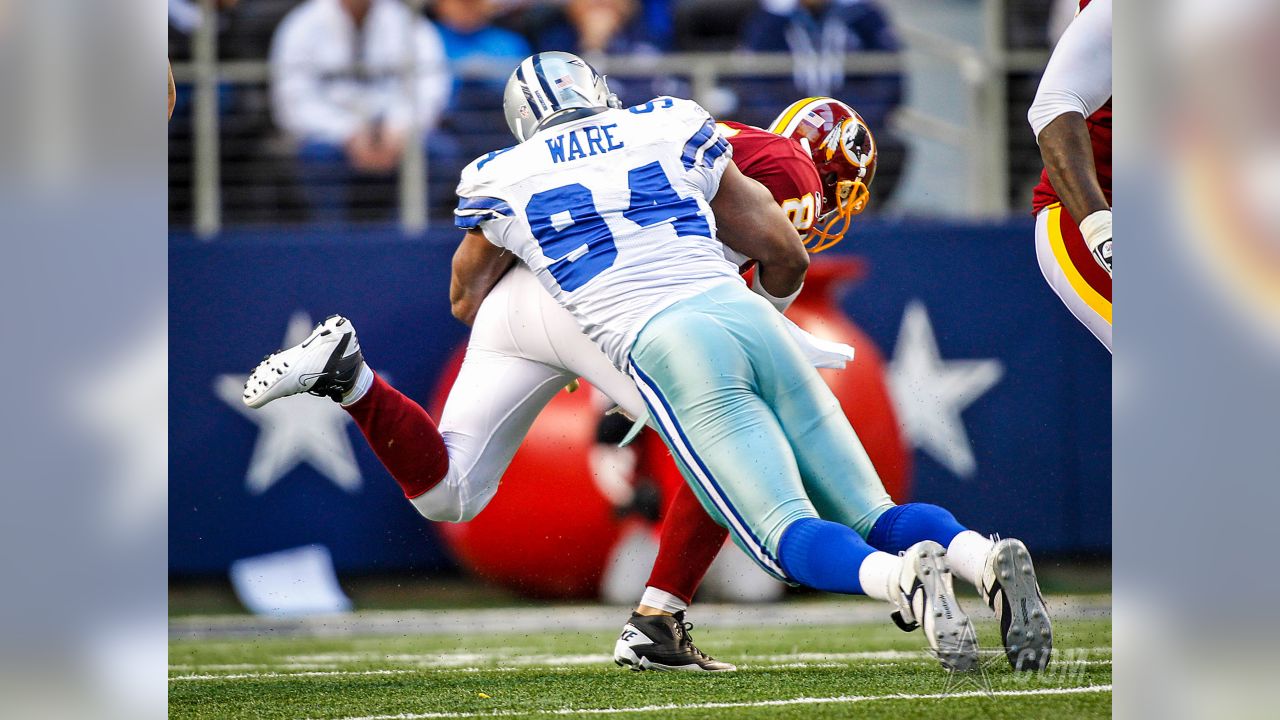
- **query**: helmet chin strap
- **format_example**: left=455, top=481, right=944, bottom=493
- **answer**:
left=803, top=179, right=869, bottom=253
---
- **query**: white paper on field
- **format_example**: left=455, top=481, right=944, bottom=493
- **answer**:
left=229, top=544, right=353, bottom=617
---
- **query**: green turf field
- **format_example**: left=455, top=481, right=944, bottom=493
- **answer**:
left=169, top=599, right=1111, bottom=720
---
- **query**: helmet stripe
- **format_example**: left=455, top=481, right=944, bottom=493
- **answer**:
left=519, top=56, right=551, bottom=118
left=768, top=96, right=829, bottom=137
left=515, top=60, right=542, bottom=120
left=767, top=97, right=826, bottom=136
left=531, top=53, right=561, bottom=114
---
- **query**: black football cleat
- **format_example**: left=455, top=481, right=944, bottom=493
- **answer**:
left=613, top=611, right=736, bottom=672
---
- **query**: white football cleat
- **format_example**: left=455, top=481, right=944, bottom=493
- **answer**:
left=891, top=540, right=979, bottom=672
left=242, top=315, right=365, bottom=409
left=980, top=538, right=1053, bottom=671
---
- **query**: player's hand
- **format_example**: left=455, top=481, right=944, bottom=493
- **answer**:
left=1080, top=209, right=1112, bottom=277
left=1091, top=238, right=1112, bottom=276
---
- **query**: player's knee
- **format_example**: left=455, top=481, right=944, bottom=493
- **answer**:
left=408, top=483, right=469, bottom=523
left=409, top=491, right=460, bottom=522
left=866, top=503, right=967, bottom=555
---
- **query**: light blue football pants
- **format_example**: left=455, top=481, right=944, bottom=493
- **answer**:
left=627, top=281, right=895, bottom=581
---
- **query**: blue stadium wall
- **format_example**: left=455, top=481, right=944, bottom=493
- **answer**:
left=170, top=219, right=1112, bottom=575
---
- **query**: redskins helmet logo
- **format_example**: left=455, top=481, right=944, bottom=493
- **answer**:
left=822, top=120, right=874, bottom=179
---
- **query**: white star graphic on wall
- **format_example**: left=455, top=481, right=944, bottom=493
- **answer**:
left=215, top=311, right=362, bottom=495
left=887, top=300, right=1004, bottom=479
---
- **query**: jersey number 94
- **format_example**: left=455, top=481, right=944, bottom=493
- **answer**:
left=526, top=161, right=712, bottom=292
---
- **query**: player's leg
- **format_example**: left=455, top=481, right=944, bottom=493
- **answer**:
left=242, top=315, right=453, bottom=499
left=754, top=310, right=1052, bottom=670
left=752, top=308, right=1053, bottom=669
left=619, top=326, right=819, bottom=671
left=242, top=309, right=572, bottom=521
left=867, top=503, right=1052, bottom=670
left=1036, top=203, right=1113, bottom=352
left=612, top=481, right=736, bottom=672
left=641, top=482, right=729, bottom=613
left=627, top=288, right=977, bottom=671
left=506, top=267, right=741, bottom=671
left=537, top=277, right=731, bottom=612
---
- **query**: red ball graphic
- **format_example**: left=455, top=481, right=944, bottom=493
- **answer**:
left=433, top=258, right=910, bottom=598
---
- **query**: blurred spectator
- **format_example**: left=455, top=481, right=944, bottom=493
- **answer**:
left=535, top=0, right=658, bottom=56
left=429, top=0, right=531, bottom=190
left=739, top=0, right=906, bottom=205
left=168, top=0, right=240, bottom=41
left=638, top=0, right=676, bottom=51
left=432, top=0, right=530, bottom=100
left=270, top=0, right=451, bottom=222
left=167, top=0, right=242, bottom=120
left=527, top=0, right=686, bottom=109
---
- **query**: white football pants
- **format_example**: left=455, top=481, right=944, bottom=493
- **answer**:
left=411, top=264, right=646, bottom=522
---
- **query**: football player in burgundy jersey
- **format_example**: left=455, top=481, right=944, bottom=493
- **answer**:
left=1029, top=0, right=1112, bottom=350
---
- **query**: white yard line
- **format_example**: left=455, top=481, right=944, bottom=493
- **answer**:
left=308, top=684, right=1113, bottom=720
left=172, top=670, right=418, bottom=682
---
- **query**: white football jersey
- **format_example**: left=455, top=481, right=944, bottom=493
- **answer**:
left=455, top=97, right=740, bottom=369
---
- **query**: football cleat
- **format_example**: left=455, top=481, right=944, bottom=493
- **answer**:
left=242, top=315, right=365, bottom=408
left=890, top=540, right=979, bottom=672
left=979, top=538, right=1053, bottom=671
left=613, top=612, right=736, bottom=672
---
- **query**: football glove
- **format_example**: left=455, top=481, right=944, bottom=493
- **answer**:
left=1080, top=209, right=1112, bottom=277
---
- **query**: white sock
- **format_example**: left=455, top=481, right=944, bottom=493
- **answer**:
left=638, top=586, right=688, bottom=614
left=857, top=551, right=902, bottom=603
left=946, top=530, right=995, bottom=588
left=340, top=363, right=374, bottom=406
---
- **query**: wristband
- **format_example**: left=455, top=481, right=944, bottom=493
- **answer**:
left=1079, top=209, right=1112, bottom=253
left=751, top=271, right=802, bottom=313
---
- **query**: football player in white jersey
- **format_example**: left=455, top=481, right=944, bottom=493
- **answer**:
left=243, top=53, right=1053, bottom=673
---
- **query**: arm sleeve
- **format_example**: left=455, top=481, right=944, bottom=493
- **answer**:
left=1028, top=0, right=1112, bottom=140
left=269, top=13, right=362, bottom=144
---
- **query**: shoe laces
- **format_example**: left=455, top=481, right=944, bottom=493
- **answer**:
left=673, top=618, right=713, bottom=659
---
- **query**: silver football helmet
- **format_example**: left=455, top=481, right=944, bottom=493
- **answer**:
left=503, top=52, right=622, bottom=143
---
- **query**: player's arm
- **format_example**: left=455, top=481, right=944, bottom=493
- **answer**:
left=712, top=161, right=809, bottom=305
left=1029, top=0, right=1112, bottom=273
left=168, top=60, right=176, bottom=120
left=450, top=230, right=516, bottom=326
left=1037, top=114, right=1108, bottom=230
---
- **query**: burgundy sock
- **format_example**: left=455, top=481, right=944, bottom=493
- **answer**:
left=645, top=482, right=730, bottom=604
left=344, top=373, right=449, bottom=499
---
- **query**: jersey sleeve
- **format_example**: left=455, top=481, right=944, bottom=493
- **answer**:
left=1028, top=0, right=1112, bottom=139
left=665, top=98, right=734, bottom=201
left=756, top=150, right=824, bottom=234
left=722, top=124, right=823, bottom=233
left=454, top=155, right=518, bottom=246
